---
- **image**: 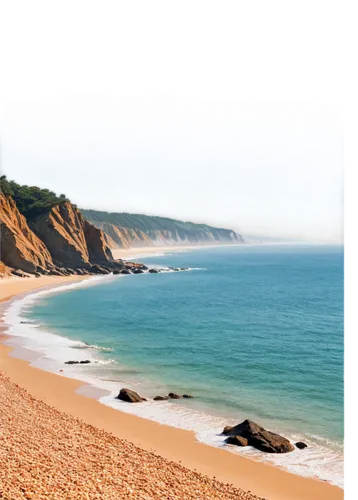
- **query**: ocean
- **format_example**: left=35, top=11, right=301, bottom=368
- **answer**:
left=4, top=244, right=344, bottom=487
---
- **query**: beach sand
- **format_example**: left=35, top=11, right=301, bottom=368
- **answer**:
left=111, top=244, right=234, bottom=260
left=0, top=277, right=343, bottom=499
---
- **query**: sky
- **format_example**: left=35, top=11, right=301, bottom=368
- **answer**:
left=0, top=0, right=346, bottom=242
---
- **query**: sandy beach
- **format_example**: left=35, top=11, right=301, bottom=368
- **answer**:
left=112, top=245, right=236, bottom=260
left=0, top=277, right=343, bottom=500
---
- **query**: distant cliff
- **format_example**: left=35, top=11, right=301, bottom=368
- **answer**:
left=81, top=210, right=244, bottom=248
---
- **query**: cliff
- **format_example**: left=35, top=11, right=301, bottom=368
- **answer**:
left=0, top=194, right=115, bottom=276
left=31, top=202, right=113, bottom=268
left=81, top=210, right=244, bottom=248
left=0, top=193, right=55, bottom=274
left=0, top=176, right=245, bottom=277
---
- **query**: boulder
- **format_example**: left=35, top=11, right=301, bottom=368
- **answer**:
left=12, top=269, right=31, bottom=278
left=121, top=269, right=131, bottom=274
left=222, top=419, right=294, bottom=453
left=168, top=392, right=181, bottom=399
left=225, top=436, right=249, bottom=447
left=117, top=388, right=146, bottom=403
left=149, top=269, right=159, bottom=273
left=153, top=396, right=169, bottom=401
left=90, top=264, right=110, bottom=275
left=64, top=360, right=91, bottom=365
left=182, top=394, right=194, bottom=398
left=132, top=269, right=144, bottom=274
left=295, top=442, right=308, bottom=450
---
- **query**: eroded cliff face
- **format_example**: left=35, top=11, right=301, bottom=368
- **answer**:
left=98, top=222, right=153, bottom=249
left=31, top=202, right=113, bottom=268
left=89, top=221, right=243, bottom=249
left=0, top=193, right=54, bottom=274
left=0, top=195, right=115, bottom=275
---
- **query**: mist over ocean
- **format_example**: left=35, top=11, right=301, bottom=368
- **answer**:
left=7, top=244, right=343, bottom=486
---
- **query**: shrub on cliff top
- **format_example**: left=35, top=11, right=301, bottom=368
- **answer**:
left=0, top=176, right=70, bottom=219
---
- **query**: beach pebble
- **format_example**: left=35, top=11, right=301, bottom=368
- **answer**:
left=0, top=372, right=263, bottom=500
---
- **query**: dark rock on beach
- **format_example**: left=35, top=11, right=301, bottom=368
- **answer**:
left=117, top=388, right=146, bottom=403
left=153, top=396, right=169, bottom=401
left=222, top=419, right=294, bottom=453
left=168, top=393, right=181, bottom=399
left=225, top=436, right=249, bottom=447
left=65, top=360, right=91, bottom=365
left=295, top=441, right=308, bottom=449
left=182, top=394, right=194, bottom=398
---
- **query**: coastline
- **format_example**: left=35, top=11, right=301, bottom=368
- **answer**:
left=0, top=276, right=343, bottom=499
left=111, top=243, right=244, bottom=260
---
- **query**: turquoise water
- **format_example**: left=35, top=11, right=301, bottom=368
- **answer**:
left=11, top=244, right=344, bottom=485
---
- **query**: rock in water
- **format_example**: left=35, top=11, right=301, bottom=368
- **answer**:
left=117, top=388, right=146, bottom=403
left=168, top=393, right=181, bottom=399
left=153, top=396, right=169, bottom=401
left=182, top=394, right=194, bottom=398
left=222, top=419, right=294, bottom=453
left=225, top=436, right=249, bottom=447
left=65, top=360, right=91, bottom=365
left=295, top=441, right=308, bottom=449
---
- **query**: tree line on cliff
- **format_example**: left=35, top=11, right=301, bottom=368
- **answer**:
left=0, top=176, right=70, bottom=219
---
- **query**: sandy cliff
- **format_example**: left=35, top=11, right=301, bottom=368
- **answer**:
left=0, top=195, right=115, bottom=276
left=81, top=209, right=244, bottom=249
left=31, top=202, right=113, bottom=268
left=0, top=193, right=54, bottom=274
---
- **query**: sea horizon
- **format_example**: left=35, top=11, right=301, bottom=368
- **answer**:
left=3, top=243, right=344, bottom=488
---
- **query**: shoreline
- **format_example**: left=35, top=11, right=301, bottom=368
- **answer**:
left=0, top=277, right=343, bottom=499
left=111, top=243, right=245, bottom=260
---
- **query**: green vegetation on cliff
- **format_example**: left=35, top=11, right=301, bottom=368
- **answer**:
left=81, top=209, right=224, bottom=232
left=81, top=209, right=244, bottom=245
left=0, top=176, right=69, bottom=219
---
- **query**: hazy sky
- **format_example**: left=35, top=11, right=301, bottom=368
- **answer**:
left=0, top=1, right=344, bottom=242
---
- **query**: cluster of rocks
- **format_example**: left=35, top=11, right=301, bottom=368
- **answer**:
left=115, top=392, right=308, bottom=454
left=116, top=389, right=194, bottom=403
left=223, top=419, right=307, bottom=453
left=154, top=392, right=194, bottom=400
left=8, top=259, right=190, bottom=278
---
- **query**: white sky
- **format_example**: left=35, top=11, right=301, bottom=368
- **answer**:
left=0, top=0, right=346, bottom=242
